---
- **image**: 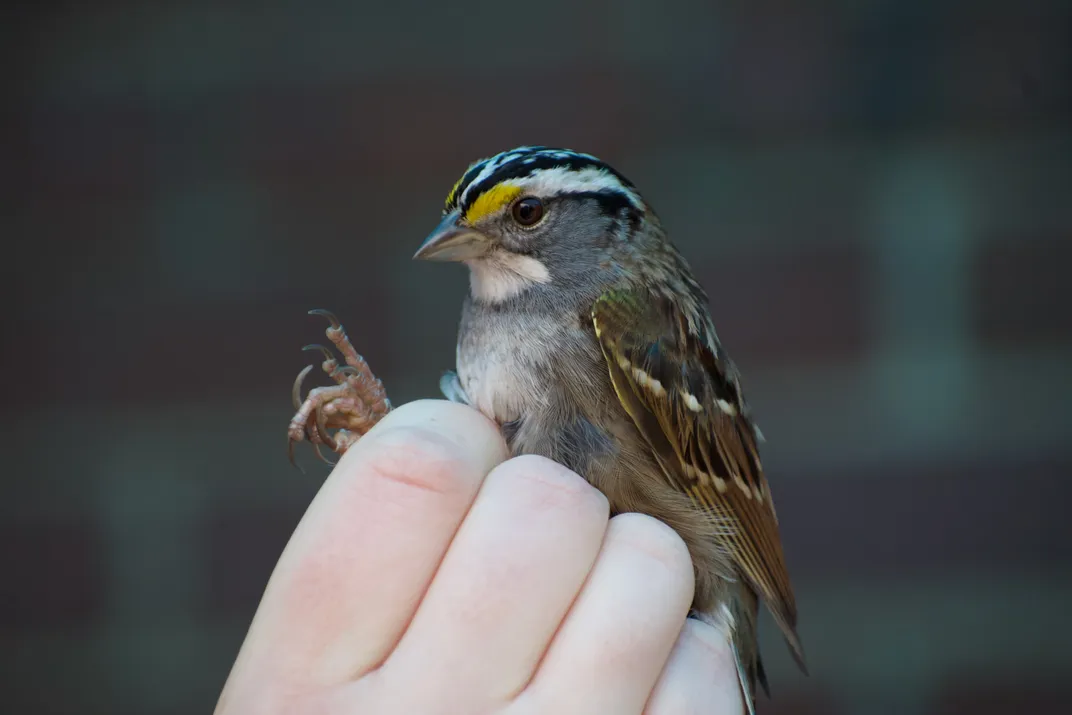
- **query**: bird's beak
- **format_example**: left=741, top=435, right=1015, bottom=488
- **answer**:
left=413, top=210, right=491, bottom=262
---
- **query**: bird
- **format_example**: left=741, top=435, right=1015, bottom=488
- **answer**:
left=288, top=146, right=806, bottom=713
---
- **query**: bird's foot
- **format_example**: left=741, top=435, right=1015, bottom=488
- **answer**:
left=439, top=370, right=471, bottom=405
left=287, top=309, right=392, bottom=467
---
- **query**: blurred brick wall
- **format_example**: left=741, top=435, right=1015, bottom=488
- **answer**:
left=4, top=1, right=1071, bottom=713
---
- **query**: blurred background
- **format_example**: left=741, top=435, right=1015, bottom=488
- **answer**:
left=4, top=1, right=1071, bottom=713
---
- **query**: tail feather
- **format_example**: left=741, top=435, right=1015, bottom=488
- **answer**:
left=755, top=653, right=770, bottom=697
left=696, top=597, right=761, bottom=715
left=730, top=636, right=758, bottom=715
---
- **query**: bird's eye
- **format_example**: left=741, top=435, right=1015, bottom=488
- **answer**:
left=511, top=197, right=544, bottom=226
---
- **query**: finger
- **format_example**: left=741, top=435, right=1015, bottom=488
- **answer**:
left=365, top=456, right=609, bottom=711
left=643, top=618, right=743, bottom=714
left=517, top=513, right=695, bottom=715
left=221, top=400, right=507, bottom=700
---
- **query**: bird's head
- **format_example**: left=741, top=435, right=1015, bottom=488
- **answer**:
left=414, top=146, right=651, bottom=303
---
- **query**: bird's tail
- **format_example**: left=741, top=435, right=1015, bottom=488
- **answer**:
left=698, top=590, right=765, bottom=715
left=730, top=634, right=761, bottom=715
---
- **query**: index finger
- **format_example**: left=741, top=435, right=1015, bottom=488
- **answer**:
left=219, top=400, right=507, bottom=704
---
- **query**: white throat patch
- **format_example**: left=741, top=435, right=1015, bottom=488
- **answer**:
left=466, top=251, right=551, bottom=303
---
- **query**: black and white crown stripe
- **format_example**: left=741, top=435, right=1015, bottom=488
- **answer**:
left=445, top=146, right=644, bottom=217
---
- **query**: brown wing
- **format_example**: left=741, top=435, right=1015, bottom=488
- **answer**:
left=592, top=288, right=806, bottom=670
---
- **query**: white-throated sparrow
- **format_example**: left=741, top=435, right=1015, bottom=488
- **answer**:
left=289, top=146, right=806, bottom=713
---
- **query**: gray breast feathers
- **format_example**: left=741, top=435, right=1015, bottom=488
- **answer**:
left=456, top=304, right=585, bottom=425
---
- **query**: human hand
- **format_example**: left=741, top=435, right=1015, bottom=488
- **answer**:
left=216, top=400, right=743, bottom=714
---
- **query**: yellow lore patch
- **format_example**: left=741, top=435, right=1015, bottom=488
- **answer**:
left=445, top=176, right=465, bottom=210
left=464, top=183, right=522, bottom=224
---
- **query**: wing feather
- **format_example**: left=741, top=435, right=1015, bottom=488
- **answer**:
left=593, top=288, right=806, bottom=670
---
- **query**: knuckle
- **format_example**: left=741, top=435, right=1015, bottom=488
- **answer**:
left=355, top=424, right=475, bottom=498
left=389, top=399, right=504, bottom=444
left=609, top=512, right=693, bottom=578
left=490, top=455, right=609, bottom=516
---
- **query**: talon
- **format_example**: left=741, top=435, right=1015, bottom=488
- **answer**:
left=316, top=406, right=338, bottom=451
left=304, top=413, right=323, bottom=443
left=304, top=343, right=344, bottom=382
left=287, top=440, right=306, bottom=474
left=292, top=364, right=314, bottom=411
left=288, top=309, right=389, bottom=465
left=302, top=344, right=336, bottom=362
left=308, top=308, right=341, bottom=330
left=313, top=442, right=337, bottom=466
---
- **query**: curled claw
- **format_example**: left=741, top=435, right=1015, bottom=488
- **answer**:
left=302, top=344, right=336, bottom=362
left=308, top=308, right=341, bottom=330
left=292, top=364, right=315, bottom=410
left=288, top=308, right=386, bottom=467
left=312, top=442, right=337, bottom=466
left=316, top=405, right=338, bottom=451
left=305, top=343, right=343, bottom=381
left=287, top=440, right=306, bottom=474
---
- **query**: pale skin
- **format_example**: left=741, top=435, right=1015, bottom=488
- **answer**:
left=217, top=400, right=743, bottom=714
